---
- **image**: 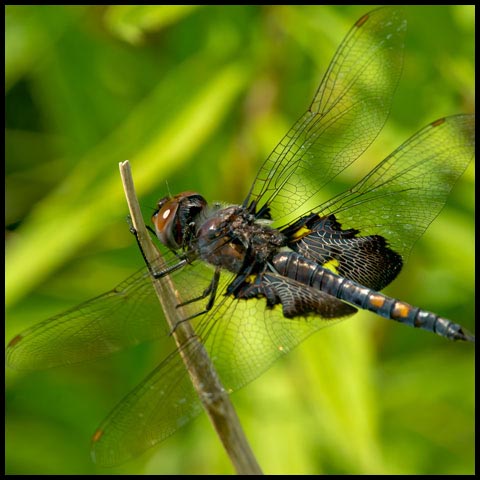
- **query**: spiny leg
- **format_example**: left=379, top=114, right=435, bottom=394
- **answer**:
left=170, top=269, right=221, bottom=333
left=129, top=217, right=189, bottom=278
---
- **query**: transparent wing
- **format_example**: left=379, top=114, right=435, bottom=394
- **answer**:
left=6, top=253, right=212, bottom=370
left=244, top=6, right=407, bottom=225
left=314, top=114, right=475, bottom=260
left=6, top=269, right=161, bottom=370
left=91, top=264, right=349, bottom=466
left=8, top=240, right=345, bottom=465
left=91, top=344, right=204, bottom=466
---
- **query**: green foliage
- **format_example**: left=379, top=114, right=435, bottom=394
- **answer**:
left=6, top=5, right=474, bottom=475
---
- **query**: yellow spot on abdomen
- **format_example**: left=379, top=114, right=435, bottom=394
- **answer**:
left=323, top=258, right=340, bottom=274
left=291, top=226, right=311, bottom=240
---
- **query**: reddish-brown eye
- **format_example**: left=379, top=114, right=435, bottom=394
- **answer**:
left=152, top=192, right=206, bottom=250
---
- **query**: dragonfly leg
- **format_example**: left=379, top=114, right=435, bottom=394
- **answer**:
left=169, top=269, right=221, bottom=334
left=176, top=268, right=221, bottom=309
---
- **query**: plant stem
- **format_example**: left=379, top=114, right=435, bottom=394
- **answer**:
left=119, top=160, right=263, bottom=475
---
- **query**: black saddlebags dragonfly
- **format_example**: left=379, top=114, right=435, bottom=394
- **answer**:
left=7, top=6, right=474, bottom=467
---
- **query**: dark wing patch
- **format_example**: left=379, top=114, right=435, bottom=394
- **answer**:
left=234, top=271, right=357, bottom=319
left=283, top=214, right=403, bottom=291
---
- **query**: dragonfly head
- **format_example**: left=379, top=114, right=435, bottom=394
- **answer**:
left=152, top=192, right=207, bottom=250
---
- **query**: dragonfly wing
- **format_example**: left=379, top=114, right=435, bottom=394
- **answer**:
left=91, top=266, right=356, bottom=465
left=244, top=6, right=406, bottom=225
left=6, top=268, right=165, bottom=370
left=6, top=251, right=215, bottom=371
left=315, top=114, right=475, bottom=261
left=182, top=269, right=354, bottom=393
left=283, top=213, right=403, bottom=290
left=91, top=343, right=204, bottom=466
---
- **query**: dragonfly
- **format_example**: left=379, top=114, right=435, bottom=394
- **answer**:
left=7, top=6, right=474, bottom=467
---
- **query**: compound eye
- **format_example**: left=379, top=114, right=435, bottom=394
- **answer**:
left=152, top=198, right=181, bottom=250
left=151, top=192, right=206, bottom=250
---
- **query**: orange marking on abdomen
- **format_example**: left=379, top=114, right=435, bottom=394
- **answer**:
left=369, top=294, right=385, bottom=308
left=392, top=302, right=411, bottom=319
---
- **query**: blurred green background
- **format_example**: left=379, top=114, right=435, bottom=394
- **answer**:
left=5, top=5, right=474, bottom=475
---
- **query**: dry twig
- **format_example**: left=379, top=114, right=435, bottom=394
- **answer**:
left=119, top=161, right=263, bottom=475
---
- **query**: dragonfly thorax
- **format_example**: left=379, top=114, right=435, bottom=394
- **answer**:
left=196, top=204, right=287, bottom=274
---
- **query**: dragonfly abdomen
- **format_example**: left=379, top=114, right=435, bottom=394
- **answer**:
left=273, top=252, right=474, bottom=342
